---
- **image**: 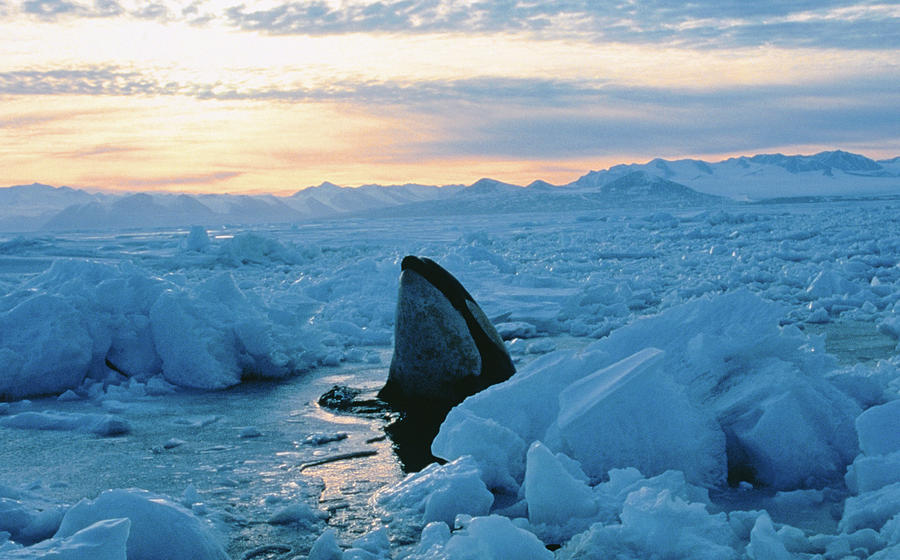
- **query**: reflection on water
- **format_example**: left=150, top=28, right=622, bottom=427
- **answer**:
left=0, top=354, right=406, bottom=558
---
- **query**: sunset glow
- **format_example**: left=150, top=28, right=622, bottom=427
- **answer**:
left=2, top=1, right=898, bottom=193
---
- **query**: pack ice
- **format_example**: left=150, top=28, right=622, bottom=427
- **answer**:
left=2, top=198, right=900, bottom=559
left=0, top=234, right=330, bottom=399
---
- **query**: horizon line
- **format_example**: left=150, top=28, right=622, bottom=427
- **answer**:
left=7, top=148, right=898, bottom=197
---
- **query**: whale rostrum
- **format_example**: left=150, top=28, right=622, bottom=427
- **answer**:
left=378, top=255, right=516, bottom=411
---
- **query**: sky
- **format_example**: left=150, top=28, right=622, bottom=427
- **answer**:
left=1, top=1, right=899, bottom=194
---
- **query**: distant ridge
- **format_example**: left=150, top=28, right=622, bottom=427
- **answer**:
left=599, top=171, right=723, bottom=205
left=2, top=150, right=898, bottom=232
left=570, top=150, right=899, bottom=200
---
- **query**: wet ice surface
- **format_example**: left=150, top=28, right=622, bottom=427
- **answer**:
left=0, top=356, right=400, bottom=557
left=0, top=346, right=593, bottom=558
left=2, top=199, right=900, bottom=558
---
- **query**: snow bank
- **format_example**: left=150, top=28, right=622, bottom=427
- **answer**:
left=434, top=290, right=860, bottom=491
left=2, top=486, right=226, bottom=560
left=371, top=456, right=493, bottom=541
left=556, top=484, right=738, bottom=560
left=841, top=399, right=900, bottom=536
left=0, top=484, right=66, bottom=546
left=551, top=347, right=725, bottom=487
left=373, top=463, right=740, bottom=560
left=1, top=518, right=130, bottom=560
left=523, top=441, right=596, bottom=527
left=215, top=232, right=307, bottom=266
left=408, top=515, right=553, bottom=560
left=0, top=411, right=130, bottom=436
left=0, top=293, right=93, bottom=398
left=55, top=488, right=229, bottom=560
left=0, top=258, right=326, bottom=398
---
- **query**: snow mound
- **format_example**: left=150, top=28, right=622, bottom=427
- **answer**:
left=841, top=400, right=900, bottom=536
left=552, top=347, right=725, bottom=487
left=557, top=485, right=738, bottom=560
left=524, top=441, right=596, bottom=527
left=855, top=399, right=900, bottom=456
left=0, top=411, right=130, bottom=436
left=408, top=515, right=553, bottom=560
left=0, top=293, right=93, bottom=398
left=215, top=232, right=306, bottom=265
left=0, top=484, right=66, bottom=546
left=0, top=258, right=325, bottom=397
left=434, top=290, right=859, bottom=491
left=54, top=488, right=229, bottom=560
left=372, top=456, right=493, bottom=540
left=1, top=518, right=130, bottom=560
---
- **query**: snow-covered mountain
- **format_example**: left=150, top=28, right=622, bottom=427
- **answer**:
left=2, top=150, right=898, bottom=232
left=571, top=150, right=900, bottom=200
left=285, top=182, right=462, bottom=215
left=594, top=171, right=724, bottom=205
left=0, top=183, right=100, bottom=231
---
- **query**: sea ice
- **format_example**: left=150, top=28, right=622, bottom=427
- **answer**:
left=855, top=399, right=900, bottom=456
left=1, top=518, right=130, bottom=560
left=407, top=515, right=553, bottom=560
left=0, top=411, right=130, bottom=436
left=267, top=502, right=329, bottom=527
left=54, top=488, right=229, bottom=560
left=184, top=225, right=210, bottom=252
left=344, top=527, right=391, bottom=558
left=430, top=409, right=526, bottom=493
left=308, top=528, right=343, bottom=560
left=0, top=257, right=328, bottom=397
left=372, top=456, right=493, bottom=537
left=551, top=347, right=725, bottom=486
left=523, top=441, right=596, bottom=526
left=746, top=513, right=792, bottom=560
left=2, top=199, right=900, bottom=559
left=841, top=482, right=900, bottom=534
left=846, top=451, right=900, bottom=494
left=0, top=486, right=66, bottom=545
left=435, top=290, right=859, bottom=491
left=0, top=294, right=93, bottom=399
left=556, top=484, right=738, bottom=560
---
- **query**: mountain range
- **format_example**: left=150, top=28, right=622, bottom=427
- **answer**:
left=2, top=150, right=898, bottom=232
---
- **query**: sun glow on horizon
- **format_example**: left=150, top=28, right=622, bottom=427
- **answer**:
left=1, top=2, right=898, bottom=194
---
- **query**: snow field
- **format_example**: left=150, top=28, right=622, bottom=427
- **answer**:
left=1, top=201, right=900, bottom=557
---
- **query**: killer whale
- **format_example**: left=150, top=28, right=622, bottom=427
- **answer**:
left=318, top=256, right=516, bottom=472
left=372, top=256, right=517, bottom=470
left=378, top=255, right=516, bottom=410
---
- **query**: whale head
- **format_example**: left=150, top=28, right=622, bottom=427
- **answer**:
left=379, top=255, right=516, bottom=411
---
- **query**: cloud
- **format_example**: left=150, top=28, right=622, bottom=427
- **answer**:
left=0, top=65, right=588, bottom=103
left=132, top=2, right=167, bottom=20
left=0, top=105, right=124, bottom=132
left=22, top=0, right=82, bottom=18
left=221, top=1, right=899, bottom=49
left=17, top=0, right=161, bottom=21
left=120, top=171, right=242, bottom=188
left=2, top=65, right=896, bottom=166
left=409, top=78, right=900, bottom=161
left=315, top=74, right=897, bottom=163
left=58, top=144, right=141, bottom=159
left=0, top=67, right=165, bottom=96
left=9, top=1, right=898, bottom=49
